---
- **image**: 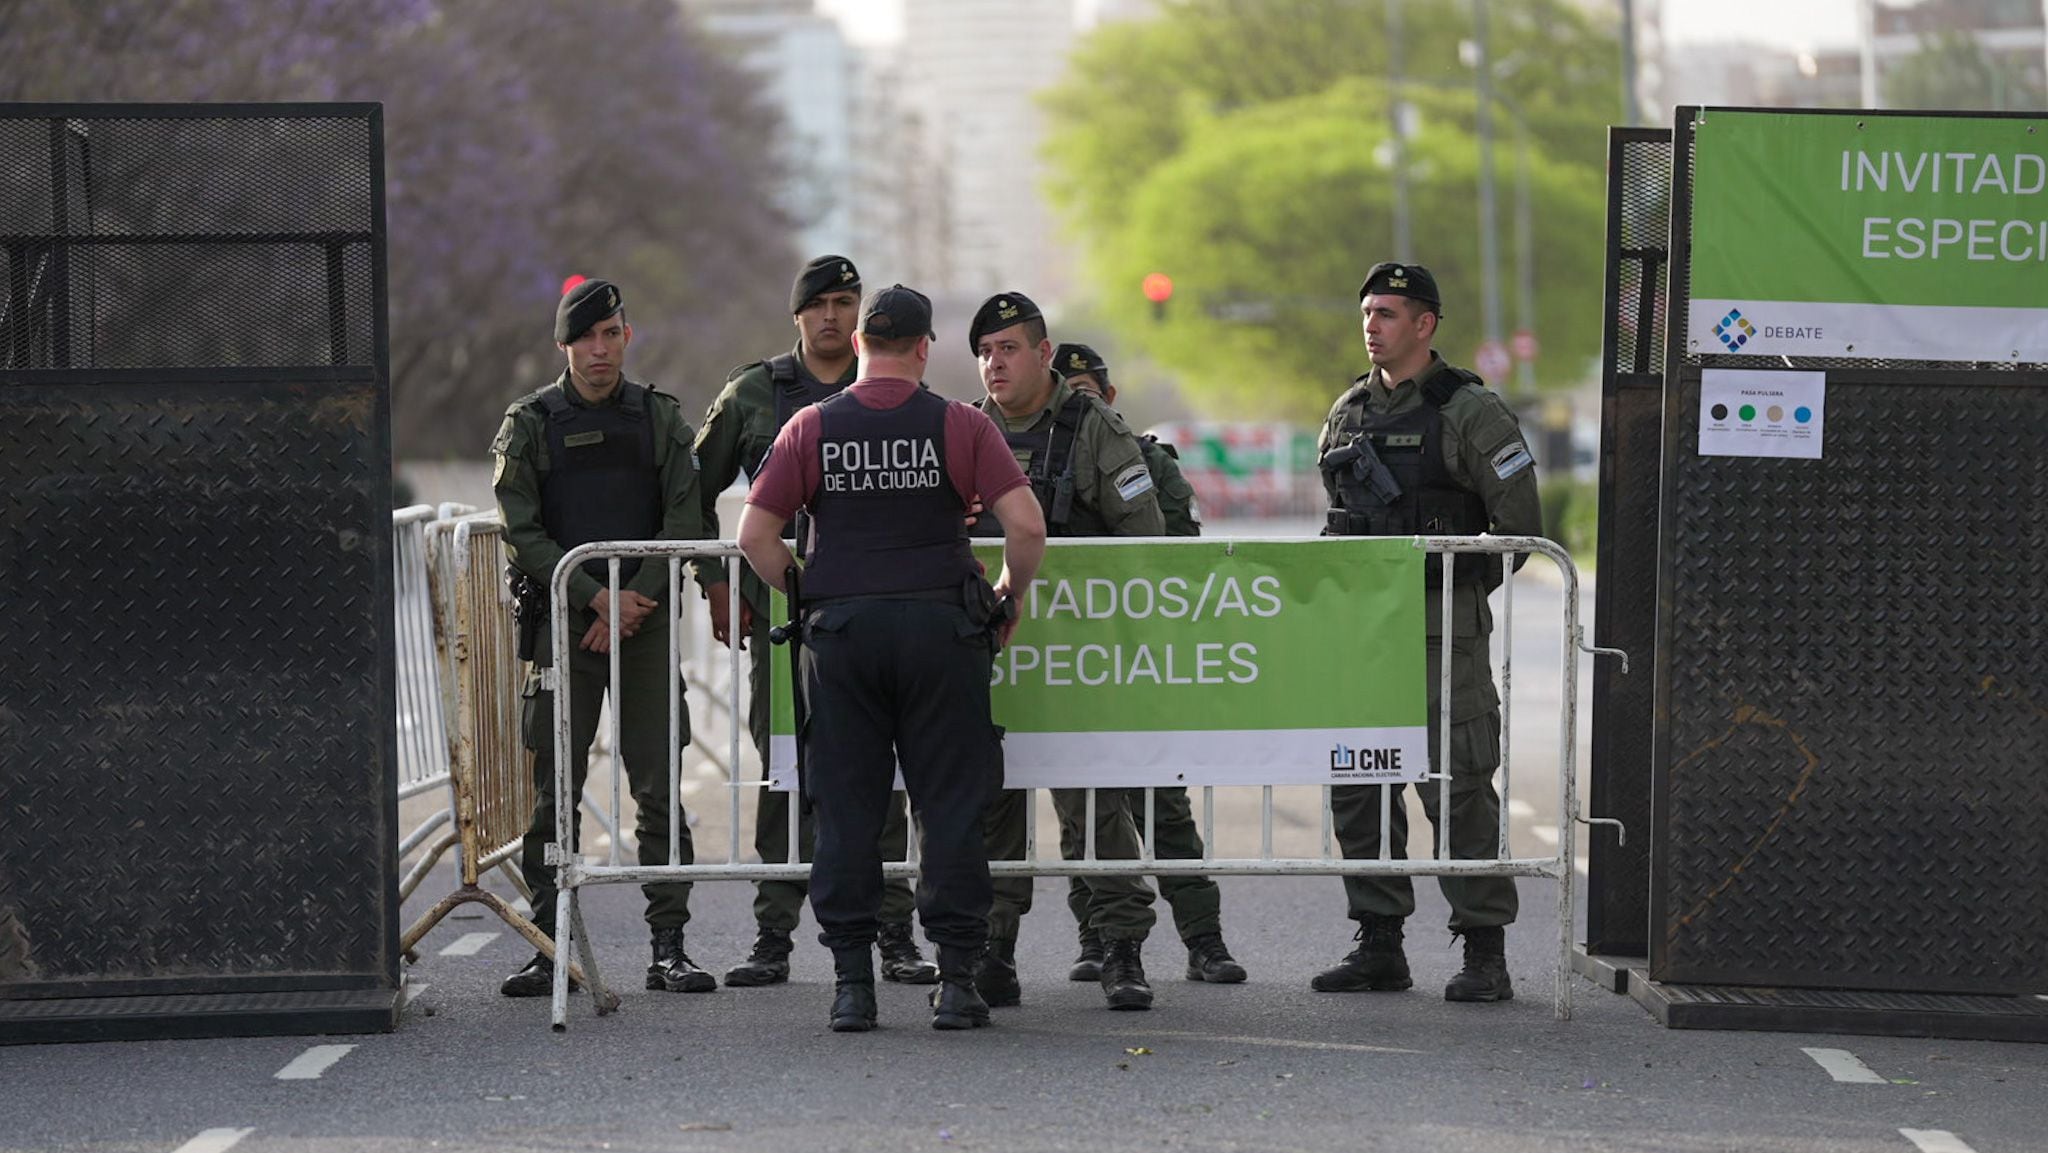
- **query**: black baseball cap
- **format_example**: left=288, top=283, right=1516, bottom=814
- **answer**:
left=1358, top=261, right=1442, bottom=313
left=857, top=283, right=934, bottom=340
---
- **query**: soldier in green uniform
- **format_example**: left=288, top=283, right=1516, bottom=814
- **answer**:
left=493, top=279, right=717, bottom=997
left=1312, top=262, right=1541, bottom=1004
left=1049, top=342, right=1246, bottom=986
left=692, top=255, right=936, bottom=988
left=968, top=294, right=1165, bottom=1012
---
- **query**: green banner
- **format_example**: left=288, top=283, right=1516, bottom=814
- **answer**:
left=768, top=539, right=1428, bottom=788
left=1688, top=109, right=2048, bottom=362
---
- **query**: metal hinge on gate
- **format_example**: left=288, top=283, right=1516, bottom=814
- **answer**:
left=1577, top=816, right=1627, bottom=846
left=1576, top=627, right=1630, bottom=675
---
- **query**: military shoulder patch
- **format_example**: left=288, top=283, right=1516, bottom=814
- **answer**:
left=1114, top=463, right=1155, bottom=502
left=1490, top=441, right=1534, bottom=481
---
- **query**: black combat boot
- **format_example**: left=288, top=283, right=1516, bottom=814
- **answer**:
left=648, top=926, right=717, bottom=993
left=830, top=948, right=878, bottom=1032
left=1068, top=927, right=1104, bottom=982
left=723, top=928, right=794, bottom=987
left=500, top=950, right=578, bottom=997
left=1310, top=914, right=1413, bottom=992
left=1444, top=926, right=1514, bottom=1003
left=930, top=944, right=992, bottom=1031
left=1098, top=937, right=1154, bottom=1011
left=1183, top=932, right=1248, bottom=983
left=973, top=937, right=1021, bottom=1007
left=877, top=921, right=940, bottom=985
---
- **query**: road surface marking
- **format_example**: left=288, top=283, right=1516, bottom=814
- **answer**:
left=438, top=932, right=499, bottom=957
left=400, top=982, right=428, bottom=1008
left=1019, top=1026, right=1421, bottom=1055
left=1531, top=825, right=1559, bottom=847
left=1802, top=1047, right=1885, bottom=1083
left=1507, top=799, right=1536, bottom=819
left=274, top=1044, right=355, bottom=1081
left=1900, top=1130, right=1977, bottom=1153
left=173, top=1129, right=254, bottom=1153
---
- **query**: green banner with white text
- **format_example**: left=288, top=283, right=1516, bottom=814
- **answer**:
left=768, top=539, right=1428, bottom=789
left=1688, top=109, right=2048, bottom=362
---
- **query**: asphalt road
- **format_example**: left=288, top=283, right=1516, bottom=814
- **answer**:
left=7, top=528, right=2041, bottom=1152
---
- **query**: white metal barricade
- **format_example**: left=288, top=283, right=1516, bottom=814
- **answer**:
left=542, top=536, right=1622, bottom=1029
left=392, top=505, right=455, bottom=889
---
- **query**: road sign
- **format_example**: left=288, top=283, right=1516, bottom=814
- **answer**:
left=1475, top=340, right=1512, bottom=380
left=1511, top=328, right=1539, bottom=362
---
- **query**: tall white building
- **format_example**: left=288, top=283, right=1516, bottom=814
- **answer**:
left=900, top=0, right=1078, bottom=302
left=681, top=0, right=858, bottom=260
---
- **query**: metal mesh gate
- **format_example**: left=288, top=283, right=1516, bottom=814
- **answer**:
left=0, top=105, right=396, bottom=1042
left=1648, top=107, right=2048, bottom=997
left=1586, top=127, right=1671, bottom=965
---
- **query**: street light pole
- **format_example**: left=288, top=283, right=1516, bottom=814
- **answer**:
left=1472, top=0, right=1504, bottom=373
left=1389, top=0, right=1411, bottom=260
left=1514, top=125, right=1535, bottom=397
left=1619, top=0, right=1640, bottom=125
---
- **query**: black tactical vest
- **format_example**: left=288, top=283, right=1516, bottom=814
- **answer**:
left=765, top=353, right=844, bottom=441
left=537, top=381, right=663, bottom=584
left=1320, top=370, right=1498, bottom=588
left=801, top=388, right=976, bottom=601
left=974, top=390, right=1100, bottom=538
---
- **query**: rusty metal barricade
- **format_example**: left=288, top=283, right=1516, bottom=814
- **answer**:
left=540, top=537, right=1623, bottom=1029
left=398, top=513, right=610, bottom=1001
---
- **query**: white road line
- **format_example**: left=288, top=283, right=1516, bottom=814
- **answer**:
left=274, top=1043, right=356, bottom=1081
left=1802, top=1046, right=1886, bottom=1083
left=438, top=932, right=500, bottom=957
left=1531, top=825, right=1559, bottom=847
left=1507, top=799, right=1537, bottom=819
left=1900, top=1130, right=1978, bottom=1153
left=1019, top=1026, right=1422, bottom=1055
left=172, top=1128, right=254, bottom=1153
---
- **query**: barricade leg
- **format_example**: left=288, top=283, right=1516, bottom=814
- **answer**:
left=551, top=888, right=574, bottom=1031
left=568, top=891, right=611, bottom=1016
left=397, top=831, right=461, bottom=910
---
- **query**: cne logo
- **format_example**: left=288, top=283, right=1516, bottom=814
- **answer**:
left=1713, top=308, right=1755, bottom=351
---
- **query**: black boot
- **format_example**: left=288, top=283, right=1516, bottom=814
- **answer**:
left=1310, top=914, right=1413, bottom=992
left=1099, top=937, right=1153, bottom=1011
left=1068, top=926, right=1104, bottom=982
left=723, top=928, right=793, bottom=987
left=1184, top=932, right=1248, bottom=984
left=1444, top=926, right=1514, bottom=1003
left=930, top=944, right=992, bottom=1031
left=973, top=937, right=1021, bottom=1007
left=877, top=921, right=940, bottom=985
left=830, top=948, right=878, bottom=1032
left=499, top=950, right=578, bottom=998
left=648, top=926, right=717, bottom=993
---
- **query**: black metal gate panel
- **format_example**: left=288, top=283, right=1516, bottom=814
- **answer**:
left=0, top=105, right=396, bottom=1040
left=1650, top=107, right=2048, bottom=995
left=1586, top=127, right=1670, bottom=962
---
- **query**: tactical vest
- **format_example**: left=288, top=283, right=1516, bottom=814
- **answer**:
left=1320, top=370, right=1498, bottom=589
left=538, top=381, right=664, bottom=584
left=801, top=388, right=976, bottom=601
left=977, top=391, right=1102, bottom=538
left=766, top=353, right=843, bottom=445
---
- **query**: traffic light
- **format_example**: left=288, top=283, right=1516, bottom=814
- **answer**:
left=1142, top=272, right=1173, bottom=322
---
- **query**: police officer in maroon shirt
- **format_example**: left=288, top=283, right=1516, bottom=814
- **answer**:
left=738, top=284, right=1047, bottom=1033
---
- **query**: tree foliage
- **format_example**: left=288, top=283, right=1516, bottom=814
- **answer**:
left=0, top=0, right=796, bottom=456
left=1888, top=30, right=2044, bottom=112
left=1043, top=0, right=1620, bottom=418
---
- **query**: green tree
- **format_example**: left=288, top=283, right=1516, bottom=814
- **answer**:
left=1044, top=0, right=1619, bottom=417
left=1888, top=30, right=2043, bottom=112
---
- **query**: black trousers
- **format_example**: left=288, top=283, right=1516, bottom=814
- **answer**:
left=800, top=596, right=1001, bottom=953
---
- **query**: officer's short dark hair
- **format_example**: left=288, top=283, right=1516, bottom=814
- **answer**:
left=1022, top=317, right=1048, bottom=347
left=860, top=332, right=922, bottom=357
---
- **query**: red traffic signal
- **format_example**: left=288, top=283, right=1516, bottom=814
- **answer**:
left=1141, top=273, right=1174, bottom=304
left=560, top=274, right=588, bottom=296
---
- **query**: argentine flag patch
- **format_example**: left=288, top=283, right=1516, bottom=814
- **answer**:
left=1114, top=463, right=1155, bottom=502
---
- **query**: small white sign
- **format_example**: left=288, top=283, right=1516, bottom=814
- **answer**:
left=1699, top=369, right=1825, bottom=460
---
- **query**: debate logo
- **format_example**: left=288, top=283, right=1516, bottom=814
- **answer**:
left=1713, top=308, right=1756, bottom=351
